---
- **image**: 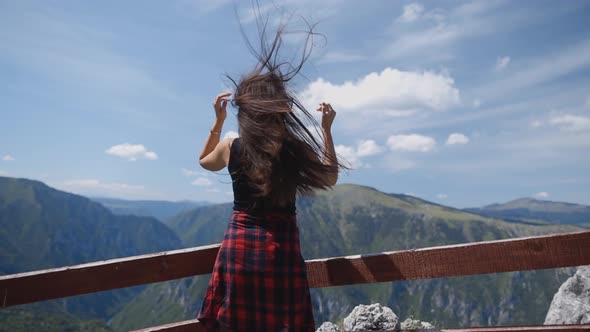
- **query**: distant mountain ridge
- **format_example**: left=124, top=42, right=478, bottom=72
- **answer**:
left=92, top=197, right=209, bottom=222
left=0, top=176, right=183, bottom=330
left=465, top=197, right=590, bottom=228
left=112, top=183, right=584, bottom=330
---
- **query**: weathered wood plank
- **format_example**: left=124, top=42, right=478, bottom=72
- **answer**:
left=441, top=325, right=590, bottom=331
left=0, top=244, right=220, bottom=307
left=1, top=230, right=589, bottom=308
left=305, top=230, right=590, bottom=288
left=130, top=319, right=590, bottom=332
left=131, top=319, right=202, bottom=332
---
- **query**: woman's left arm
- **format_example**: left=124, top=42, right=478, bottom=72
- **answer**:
left=199, top=92, right=232, bottom=171
left=318, top=102, right=338, bottom=186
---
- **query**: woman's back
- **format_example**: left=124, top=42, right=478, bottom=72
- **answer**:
left=228, top=137, right=296, bottom=214
left=227, top=138, right=296, bottom=214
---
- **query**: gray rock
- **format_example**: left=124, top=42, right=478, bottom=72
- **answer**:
left=545, top=265, right=590, bottom=324
left=316, top=321, right=343, bottom=332
left=400, top=317, right=435, bottom=330
left=343, top=303, right=399, bottom=331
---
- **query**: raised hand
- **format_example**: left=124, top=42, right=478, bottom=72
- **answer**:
left=213, top=92, right=232, bottom=121
left=317, top=102, right=336, bottom=131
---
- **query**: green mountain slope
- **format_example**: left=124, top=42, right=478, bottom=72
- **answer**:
left=112, top=184, right=583, bottom=330
left=465, top=197, right=590, bottom=228
left=167, top=202, right=233, bottom=245
left=0, top=176, right=183, bottom=331
left=0, top=304, right=113, bottom=332
left=92, top=197, right=208, bottom=222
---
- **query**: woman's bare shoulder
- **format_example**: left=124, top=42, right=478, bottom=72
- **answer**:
left=223, top=137, right=238, bottom=169
left=227, top=137, right=237, bottom=149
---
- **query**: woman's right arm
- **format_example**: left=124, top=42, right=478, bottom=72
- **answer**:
left=318, top=102, right=338, bottom=186
left=199, top=92, right=232, bottom=171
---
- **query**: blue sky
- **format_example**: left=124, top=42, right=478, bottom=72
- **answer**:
left=1, top=0, right=590, bottom=208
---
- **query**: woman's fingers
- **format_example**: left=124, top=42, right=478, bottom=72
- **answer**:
left=325, top=103, right=334, bottom=114
left=216, top=92, right=232, bottom=99
left=214, top=92, right=232, bottom=108
left=318, top=102, right=336, bottom=130
left=319, top=103, right=335, bottom=115
left=213, top=93, right=231, bottom=122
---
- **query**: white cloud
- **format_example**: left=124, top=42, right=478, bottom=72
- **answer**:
left=191, top=177, right=212, bottom=186
left=473, top=99, right=481, bottom=108
left=534, top=191, right=549, bottom=199
left=384, top=1, right=517, bottom=62
left=336, top=139, right=383, bottom=168
left=384, top=23, right=460, bottom=61
left=478, top=38, right=590, bottom=99
left=238, top=2, right=279, bottom=24
left=206, top=188, right=220, bottom=193
left=436, top=194, right=448, bottom=199
left=446, top=133, right=469, bottom=145
left=387, top=134, right=436, bottom=152
left=237, top=0, right=345, bottom=25
left=399, top=3, right=424, bottom=23
left=549, top=114, right=590, bottom=132
left=0, top=6, right=178, bottom=106
left=63, top=179, right=141, bottom=189
left=335, top=145, right=358, bottom=167
left=508, top=130, right=590, bottom=151
left=385, top=157, right=416, bottom=172
left=319, top=52, right=368, bottom=64
left=356, top=139, right=383, bottom=157
left=299, top=68, right=460, bottom=119
left=386, top=9, right=484, bottom=60
left=176, top=0, right=233, bottom=15
left=223, top=130, right=239, bottom=139
left=396, top=2, right=447, bottom=25
left=105, top=143, right=158, bottom=161
left=58, top=179, right=147, bottom=197
left=454, top=1, right=502, bottom=17
left=182, top=168, right=206, bottom=177
left=495, top=56, right=511, bottom=71
left=530, top=120, right=543, bottom=128
left=382, top=110, right=417, bottom=117
left=2, top=155, right=15, bottom=162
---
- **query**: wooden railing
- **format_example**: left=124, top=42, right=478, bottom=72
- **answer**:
left=1, top=230, right=590, bottom=331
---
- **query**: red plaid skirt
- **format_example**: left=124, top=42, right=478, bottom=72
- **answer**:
left=197, top=210, right=315, bottom=331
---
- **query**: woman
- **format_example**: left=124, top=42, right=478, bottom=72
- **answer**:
left=196, top=22, right=347, bottom=332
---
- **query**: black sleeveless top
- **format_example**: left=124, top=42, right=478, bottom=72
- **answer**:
left=228, top=138, right=296, bottom=214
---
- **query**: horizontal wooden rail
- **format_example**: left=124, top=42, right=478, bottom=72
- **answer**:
left=132, top=319, right=199, bottom=332
left=442, top=325, right=590, bottom=331
left=0, top=244, right=220, bottom=308
left=2, top=230, right=590, bottom=308
left=130, top=319, right=590, bottom=332
left=305, top=229, right=590, bottom=288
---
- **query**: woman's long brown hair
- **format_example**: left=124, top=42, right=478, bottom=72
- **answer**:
left=227, top=13, right=349, bottom=208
